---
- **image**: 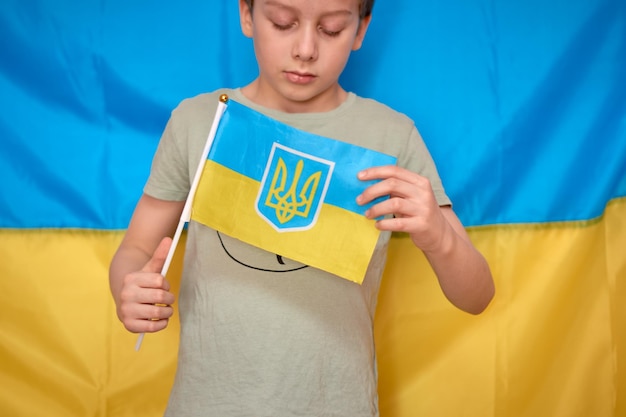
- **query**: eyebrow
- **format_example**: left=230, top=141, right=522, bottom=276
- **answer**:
left=263, top=0, right=354, bottom=18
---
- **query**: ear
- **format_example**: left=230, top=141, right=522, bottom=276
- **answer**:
left=351, top=15, right=372, bottom=51
left=239, top=0, right=254, bottom=38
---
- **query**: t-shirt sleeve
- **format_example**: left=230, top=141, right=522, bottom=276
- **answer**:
left=143, top=109, right=191, bottom=202
left=398, top=126, right=452, bottom=207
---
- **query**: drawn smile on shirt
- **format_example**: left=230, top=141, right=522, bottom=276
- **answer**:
left=216, top=231, right=309, bottom=273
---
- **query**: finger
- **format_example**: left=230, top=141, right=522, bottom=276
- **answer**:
left=366, top=196, right=428, bottom=223
left=358, top=177, right=420, bottom=207
left=137, top=302, right=174, bottom=321
left=134, top=287, right=176, bottom=306
left=141, top=237, right=172, bottom=274
left=364, top=197, right=403, bottom=219
left=124, top=271, right=172, bottom=293
left=371, top=215, right=409, bottom=232
left=358, top=165, right=407, bottom=182
left=125, top=317, right=170, bottom=334
left=119, top=301, right=174, bottom=329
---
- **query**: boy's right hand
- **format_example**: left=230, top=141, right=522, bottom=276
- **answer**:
left=116, top=237, right=176, bottom=334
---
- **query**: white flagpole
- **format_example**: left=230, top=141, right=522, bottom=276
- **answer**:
left=135, top=94, right=229, bottom=351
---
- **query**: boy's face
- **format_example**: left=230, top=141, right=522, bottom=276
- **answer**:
left=239, top=0, right=370, bottom=113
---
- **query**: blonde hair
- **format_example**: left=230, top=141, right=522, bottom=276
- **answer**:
left=243, top=0, right=374, bottom=19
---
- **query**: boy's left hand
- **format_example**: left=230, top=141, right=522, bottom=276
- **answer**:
left=356, top=165, right=450, bottom=253
left=358, top=165, right=495, bottom=314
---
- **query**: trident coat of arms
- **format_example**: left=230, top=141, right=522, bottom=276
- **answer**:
left=256, top=143, right=334, bottom=232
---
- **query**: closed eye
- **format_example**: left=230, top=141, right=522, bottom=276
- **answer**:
left=321, top=29, right=341, bottom=37
left=319, top=25, right=343, bottom=37
left=273, top=22, right=294, bottom=31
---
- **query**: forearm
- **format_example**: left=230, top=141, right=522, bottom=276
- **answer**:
left=422, top=226, right=494, bottom=314
left=109, top=244, right=152, bottom=306
left=109, top=194, right=184, bottom=305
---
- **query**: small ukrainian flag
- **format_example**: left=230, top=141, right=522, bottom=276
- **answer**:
left=191, top=99, right=397, bottom=284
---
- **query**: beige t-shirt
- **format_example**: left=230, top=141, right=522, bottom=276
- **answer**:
left=145, top=89, right=450, bottom=417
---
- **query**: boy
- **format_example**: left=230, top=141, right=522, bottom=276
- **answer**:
left=109, top=0, right=495, bottom=415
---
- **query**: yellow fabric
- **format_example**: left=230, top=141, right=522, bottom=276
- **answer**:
left=0, top=198, right=624, bottom=416
left=192, top=160, right=380, bottom=283
left=0, top=230, right=183, bottom=417
left=376, top=197, right=625, bottom=416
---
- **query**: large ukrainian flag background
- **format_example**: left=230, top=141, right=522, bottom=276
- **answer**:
left=0, top=0, right=624, bottom=416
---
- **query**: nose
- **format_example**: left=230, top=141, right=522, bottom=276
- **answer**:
left=292, top=25, right=318, bottom=61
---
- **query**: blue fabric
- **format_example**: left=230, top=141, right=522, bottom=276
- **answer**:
left=1, top=0, right=624, bottom=229
left=209, top=100, right=396, bottom=217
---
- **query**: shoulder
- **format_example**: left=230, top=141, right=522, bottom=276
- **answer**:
left=348, top=94, right=415, bottom=129
left=330, top=94, right=418, bottom=154
left=171, top=89, right=235, bottom=121
left=164, top=88, right=237, bottom=141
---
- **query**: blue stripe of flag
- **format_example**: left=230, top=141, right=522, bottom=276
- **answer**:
left=208, top=100, right=397, bottom=216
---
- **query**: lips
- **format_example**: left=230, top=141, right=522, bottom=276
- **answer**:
left=284, top=71, right=316, bottom=84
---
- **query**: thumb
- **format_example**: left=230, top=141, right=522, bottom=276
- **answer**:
left=141, top=237, right=173, bottom=274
